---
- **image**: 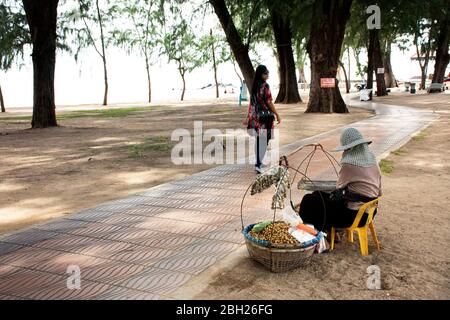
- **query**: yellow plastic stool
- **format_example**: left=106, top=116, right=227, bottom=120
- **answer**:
left=330, top=197, right=381, bottom=256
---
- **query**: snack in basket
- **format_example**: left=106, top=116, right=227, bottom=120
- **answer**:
left=249, top=222, right=299, bottom=245
left=251, top=220, right=272, bottom=233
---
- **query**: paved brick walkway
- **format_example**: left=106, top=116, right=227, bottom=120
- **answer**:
left=0, top=98, right=437, bottom=299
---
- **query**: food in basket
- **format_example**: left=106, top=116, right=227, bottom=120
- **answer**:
left=251, top=220, right=272, bottom=233
left=249, top=222, right=299, bottom=245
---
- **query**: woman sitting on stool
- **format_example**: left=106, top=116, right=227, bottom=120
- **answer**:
left=298, top=128, right=382, bottom=232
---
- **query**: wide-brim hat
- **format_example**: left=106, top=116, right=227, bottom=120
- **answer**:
left=332, top=128, right=372, bottom=152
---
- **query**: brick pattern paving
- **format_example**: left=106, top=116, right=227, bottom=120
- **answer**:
left=0, top=100, right=437, bottom=299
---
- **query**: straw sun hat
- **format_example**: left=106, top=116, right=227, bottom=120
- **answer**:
left=333, top=128, right=376, bottom=167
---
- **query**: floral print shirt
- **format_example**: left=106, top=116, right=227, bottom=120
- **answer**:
left=247, top=81, right=275, bottom=132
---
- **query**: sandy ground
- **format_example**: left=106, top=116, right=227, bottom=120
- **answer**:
left=191, top=92, right=450, bottom=300
left=0, top=97, right=371, bottom=234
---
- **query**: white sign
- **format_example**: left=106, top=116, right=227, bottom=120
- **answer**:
left=377, top=68, right=385, bottom=74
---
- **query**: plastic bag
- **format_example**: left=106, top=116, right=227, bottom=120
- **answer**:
left=315, top=232, right=330, bottom=254
left=281, top=205, right=302, bottom=227
left=360, top=89, right=372, bottom=101
left=289, top=228, right=316, bottom=243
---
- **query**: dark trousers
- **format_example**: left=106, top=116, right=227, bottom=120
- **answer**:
left=299, top=191, right=374, bottom=231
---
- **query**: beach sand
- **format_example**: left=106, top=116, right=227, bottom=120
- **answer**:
left=184, top=92, right=450, bottom=300
left=0, top=98, right=371, bottom=234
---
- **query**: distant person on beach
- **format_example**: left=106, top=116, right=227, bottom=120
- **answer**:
left=243, top=65, right=281, bottom=174
left=298, top=128, right=382, bottom=232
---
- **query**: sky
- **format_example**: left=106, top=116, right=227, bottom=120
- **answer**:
left=0, top=0, right=439, bottom=109
left=1, top=43, right=432, bottom=108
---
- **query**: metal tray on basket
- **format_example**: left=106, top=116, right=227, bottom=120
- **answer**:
left=297, top=179, right=337, bottom=192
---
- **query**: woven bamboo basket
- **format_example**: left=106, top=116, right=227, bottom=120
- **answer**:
left=240, top=154, right=328, bottom=273
left=242, top=223, right=319, bottom=272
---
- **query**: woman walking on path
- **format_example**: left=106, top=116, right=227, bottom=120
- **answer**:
left=243, top=65, right=281, bottom=173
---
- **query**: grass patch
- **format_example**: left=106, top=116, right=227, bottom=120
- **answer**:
left=380, top=159, right=394, bottom=175
left=0, top=115, right=31, bottom=122
left=207, top=108, right=231, bottom=114
left=391, top=149, right=406, bottom=156
left=412, top=131, right=428, bottom=142
left=0, top=106, right=154, bottom=122
left=127, top=136, right=173, bottom=157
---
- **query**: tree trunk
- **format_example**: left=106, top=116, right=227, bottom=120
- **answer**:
left=347, top=47, right=351, bottom=91
left=417, top=41, right=429, bottom=91
left=371, top=29, right=387, bottom=96
left=144, top=1, right=152, bottom=103
left=383, top=43, right=398, bottom=88
left=273, top=48, right=283, bottom=92
left=232, top=59, right=243, bottom=85
left=269, top=8, right=301, bottom=103
left=209, top=0, right=254, bottom=88
left=367, top=32, right=374, bottom=92
left=298, top=67, right=306, bottom=83
left=23, top=0, right=58, bottom=128
left=96, top=0, right=108, bottom=106
left=354, top=47, right=364, bottom=79
left=340, top=61, right=350, bottom=93
left=180, top=69, right=186, bottom=101
left=274, top=46, right=287, bottom=102
left=102, top=57, right=108, bottom=106
left=298, top=66, right=307, bottom=91
left=210, top=30, right=219, bottom=98
left=145, top=55, right=152, bottom=103
left=0, top=83, right=5, bottom=112
left=431, top=13, right=450, bottom=86
left=414, top=28, right=433, bottom=91
left=306, top=0, right=352, bottom=113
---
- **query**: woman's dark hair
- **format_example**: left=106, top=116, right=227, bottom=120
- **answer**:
left=251, top=65, right=269, bottom=100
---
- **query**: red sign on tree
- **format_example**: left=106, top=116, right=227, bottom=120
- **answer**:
left=320, top=78, right=336, bottom=88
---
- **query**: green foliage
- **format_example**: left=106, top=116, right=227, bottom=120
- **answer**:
left=110, top=0, right=164, bottom=60
left=412, top=131, right=428, bottom=141
left=127, top=136, right=173, bottom=157
left=197, top=29, right=232, bottom=71
left=0, top=0, right=74, bottom=72
left=161, top=2, right=204, bottom=77
left=227, top=0, right=269, bottom=47
left=0, top=1, right=29, bottom=71
left=345, top=0, right=449, bottom=58
left=391, top=149, right=407, bottom=156
left=63, top=0, right=116, bottom=62
left=0, top=106, right=155, bottom=122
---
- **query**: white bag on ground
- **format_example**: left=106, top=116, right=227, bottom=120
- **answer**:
left=360, top=89, right=372, bottom=101
left=316, top=233, right=330, bottom=253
